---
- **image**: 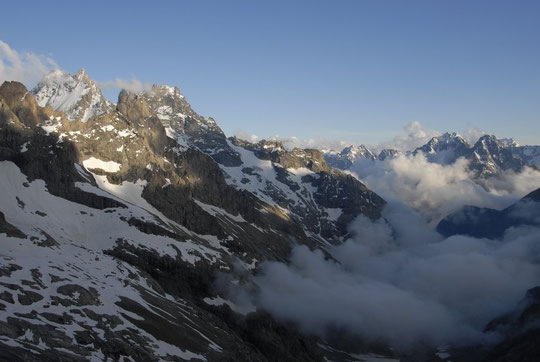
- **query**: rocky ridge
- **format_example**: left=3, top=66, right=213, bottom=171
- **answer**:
left=0, top=70, right=387, bottom=361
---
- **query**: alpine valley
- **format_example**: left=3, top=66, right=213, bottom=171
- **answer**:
left=0, top=69, right=539, bottom=362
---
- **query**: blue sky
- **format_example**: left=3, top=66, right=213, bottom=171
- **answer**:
left=1, top=0, right=539, bottom=146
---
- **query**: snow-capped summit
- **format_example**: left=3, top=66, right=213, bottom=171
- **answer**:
left=413, top=132, right=470, bottom=164
left=140, top=84, right=220, bottom=133
left=377, top=148, right=401, bottom=161
left=415, top=132, right=469, bottom=152
left=139, top=84, right=243, bottom=166
left=341, top=144, right=377, bottom=161
left=323, top=144, right=376, bottom=169
left=499, top=138, right=520, bottom=147
left=32, top=68, right=113, bottom=122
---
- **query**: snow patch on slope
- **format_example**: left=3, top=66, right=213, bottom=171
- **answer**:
left=82, top=157, right=121, bottom=173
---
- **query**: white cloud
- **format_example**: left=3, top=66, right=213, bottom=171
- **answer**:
left=97, top=77, right=152, bottom=93
left=374, top=121, right=441, bottom=153
left=0, top=40, right=58, bottom=87
left=344, top=153, right=540, bottom=225
left=234, top=130, right=260, bottom=143
left=461, top=127, right=485, bottom=145
left=229, top=204, right=540, bottom=349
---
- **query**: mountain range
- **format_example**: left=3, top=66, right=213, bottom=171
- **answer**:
left=0, top=69, right=538, bottom=361
left=323, top=132, right=540, bottom=178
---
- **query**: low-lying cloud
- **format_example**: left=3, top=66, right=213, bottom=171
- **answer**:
left=346, top=153, right=540, bottom=224
left=0, top=40, right=58, bottom=87
left=229, top=203, right=540, bottom=349
left=224, top=156, right=540, bottom=350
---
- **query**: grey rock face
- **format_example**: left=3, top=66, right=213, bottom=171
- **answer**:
left=140, top=84, right=242, bottom=166
left=0, top=212, right=26, bottom=239
left=378, top=148, right=401, bottom=161
left=468, top=135, right=527, bottom=177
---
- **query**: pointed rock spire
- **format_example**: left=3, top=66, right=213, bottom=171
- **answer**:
left=32, top=69, right=113, bottom=122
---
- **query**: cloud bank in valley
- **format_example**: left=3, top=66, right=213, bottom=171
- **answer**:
left=224, top=158, right=540, bottom=350
left=347, top=153, right=540, bottom=224
left=232, top=204, right=540, bottom=349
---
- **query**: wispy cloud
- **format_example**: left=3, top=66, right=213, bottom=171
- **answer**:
left=234, top=129, right=260, bottom=143
left=246, top=216, right=540, bottom=349
left=0, top=40, right=58, bottom=87
left=374, top=121, right=441, bottom=153
left=97, top=77, right=152, bottom=93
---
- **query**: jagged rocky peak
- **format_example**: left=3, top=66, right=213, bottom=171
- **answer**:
left=0, top=80, right=28, bottom=106
left=470, top=134, right=507, bottom=162
left=341, top=144, right=376, bottom=160
left=32, top=68, right=113, bottom=122
left=416, top=132, right=470, bottom=154
left=474, top=134, right=505, bottom=151
left=114, top=88, right=169, bottom=152
left=231, top=137, right=330, bottom=172
left=253, top=139, right=285, bottom=152
left=500, top=137, right=520, bottom=147
left=134, top=83, right=243, bottom=166
left=0, top=81, right=50, bottom=126
left=140, top=83, right=222, bottom=135
left=117, top=88, right=154, bottom=123
left=323, top=144, right=376, bottom=170
left=378, top=148, right=401, bottom=161
left=137, top=82, right=241, bottom=165
left=413, top=132, right=471, bottom=165
left=468, top=134, right=526, bottom=177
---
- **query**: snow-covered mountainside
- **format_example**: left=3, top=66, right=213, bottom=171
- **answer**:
left=32, top=69, right=113, bottom=122
left=0, top=76, right=387, bottom=361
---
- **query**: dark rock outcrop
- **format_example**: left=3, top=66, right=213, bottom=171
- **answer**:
left=437, top=188, right=540, bottom=239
